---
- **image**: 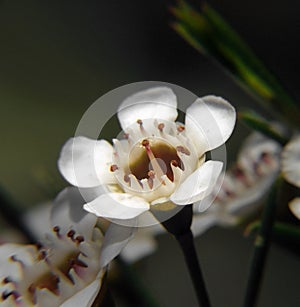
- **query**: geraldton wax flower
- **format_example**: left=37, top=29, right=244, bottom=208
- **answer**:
left=58, top=86, right=236, bottom=222
left=0, top=202, right=104, bottom=307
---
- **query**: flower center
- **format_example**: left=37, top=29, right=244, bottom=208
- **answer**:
left=129, top=137, right=183, bottom=182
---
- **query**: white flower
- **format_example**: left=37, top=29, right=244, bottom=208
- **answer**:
left=58, top=86, right=236, bottom=223
left=0, top=188, right=130, bottom=307
left=282, top=135, right=300, bottom=219
left=192, top=132, right=281, bottom=236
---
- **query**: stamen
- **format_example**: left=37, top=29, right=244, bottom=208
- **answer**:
left=171, top=160, right=179, bottom=167
left=110, top=164, right=119, bottom=172
left=137, top=119, right=143, bottom=126
left=53, top=226, right=60, bottom=236
left=176, top=146, right=190, bottom=156
left=177, top=125, right=185, bottom=132
left=67, top=229, right=76, bottom=240
left=38, top=250, right=47, bottom=261
left=124, top=174, right=130, bottom=183
left=2, top=277, right=12, bottom=284
left=124, top=133, right=129, bottom=139
left=142, top=139, right=165, bottom=183
left=147, top=170, right=155, bottom=189
left=158, top=123, right=165, bottom=132
left=260, top=152, right=272, bottom=164
left=75, top=236, right=85, bottom=244
left=2, top=290, right=20, bottom=301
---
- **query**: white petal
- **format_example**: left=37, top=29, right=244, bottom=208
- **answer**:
left=117, top=87, right=178, bottom=130
left=185, top=96, right=236, bottom=155
left=121, top=229, right=157, bottom=263
left=100, top=223, right=136, bottom=267
left=22, top=202, right=52, bottom=240
left=58, top=136, right=116, bottom=188
left=60, top=278, right=102, bottom=307
left=170, top=160, right=223, bottom=205
left=282, top=135, right=300, bottom=188
left=289, top=198, right=300, bottom=220
left=83, top=192, right=150, bottom=220
left=191, top=214, right=218, bottom=237
left=51, top=187, right=98, bottom=238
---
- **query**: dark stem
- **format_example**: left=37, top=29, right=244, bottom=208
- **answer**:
left=175, top=230, right=211, bottom=307
left=242, top=177, right=281, bottom=307
left=161, top=205, right=211, bottom=307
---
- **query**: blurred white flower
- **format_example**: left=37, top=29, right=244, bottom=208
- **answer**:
left=282, top=135, right=300, bottom=219
left=191, top=132, right=281, bottom=235
left=58, top=87, right=236, bottom=222
left=0, top=187, right=130, bottom=307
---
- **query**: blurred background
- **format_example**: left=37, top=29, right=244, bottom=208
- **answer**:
left=0, top=0, right=299, bottom=306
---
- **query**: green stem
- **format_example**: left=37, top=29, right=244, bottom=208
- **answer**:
left=242, top=177, right=281, bottom=307
left=238, top=111, right=289, bottom=146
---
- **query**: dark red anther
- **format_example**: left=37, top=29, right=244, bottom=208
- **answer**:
left=158, top=123, right=165, bottom=132
left=67, top=229, right=75, bottom=239
left=110, top=164, right=119, bottom=172
left=177, top=125, right=185, bottom=132
left=75, top=236, right=84, bottom=244
left=176, top=146, right=190, bottom=156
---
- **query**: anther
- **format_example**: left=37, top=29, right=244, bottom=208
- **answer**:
left=158, top=123, right=165, bottom=132
left=177, top=125, right=185, bottom=132
left=53, top=226, right=60, bottom=235
left=124, top=133, right=129, bottom=139
left=260, top=152, right=272, bottom=164
left=171, top=160, right=179, bottom=167
left=110, top=164, right=119, bottom=172
left=2, top=277, right=12, bottom=284
left=75, top=235, right=84, bottom=244
left=2, top=290, right=20, bottom=301
left=124, top=174, right=130, bottom=183
left=67, top=229, right=76, bottom=240
left=142, top=139, right=150, bottom=147
left=137, top=119, right=143, bottom=125
left=38, top=250, right=47, bottom=261
left=176, top=146, right=190, bottom=155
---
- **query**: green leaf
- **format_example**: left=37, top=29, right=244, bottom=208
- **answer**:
left=238, top=110, right=289, bottom=146
left=171, top=1, right=300, bottom=127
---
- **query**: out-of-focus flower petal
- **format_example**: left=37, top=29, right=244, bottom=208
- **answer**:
left=51, top=187, right=98, bottom=238
left=117, top=87, right=178, bottom=131
left=60, top=278, right=103, bottom=307
left=58, top=136, right=116, bottom=188
left=289, top=197, right=300, bottom=220
left=282, top=135, right=300, bottom=188
left=120, top=227, right=158, bottom=263
left=100, top=223, right=136, bottom=267
left=170, top=160, right=223, bottom=205
left=185, top=96, right=236, bottom=155
left=83, top=193, right=150, bottom=220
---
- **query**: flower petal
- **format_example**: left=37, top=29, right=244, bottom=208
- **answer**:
left=100, top=223, right=136, bottom=267
left=58, top=136, right=116, bottom=188
left=117, top=87, right=178, bottom=130
left=51, top=187, right=98, bottom=238
left=83, top=192, right=150, bottom=220
left=191, top=214, right=218, bottom=237
left=60, top=278, right=102, bottom=307
left=170, top=160, right=223, bottom=205
left=121, top=228, right=158, bottom=263
left=185, top=96, right=236, bottom=155
left=289, top=197, right=300, bottom=220
left=282, top=135, right=300, bottom=188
